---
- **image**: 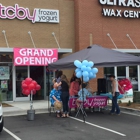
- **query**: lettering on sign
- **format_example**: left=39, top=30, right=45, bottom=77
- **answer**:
left=0, top=4, right=59, bottom=23
left=70, top=97, right=107, bottom=108
left=14, top=48, right=58, bottom=66
left=99, top=0, right=140, bottom=19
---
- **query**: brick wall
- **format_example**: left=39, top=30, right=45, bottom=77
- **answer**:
left=0, top=0, right=75, bottom=50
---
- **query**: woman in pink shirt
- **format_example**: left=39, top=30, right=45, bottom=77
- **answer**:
left=69, top=77, right=80, bottom=97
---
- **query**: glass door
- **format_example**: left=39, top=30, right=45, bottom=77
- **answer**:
left=14, top=66, right=30, bottom=101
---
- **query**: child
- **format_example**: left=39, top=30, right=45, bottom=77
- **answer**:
left=76, top=83, right=91, bottom=107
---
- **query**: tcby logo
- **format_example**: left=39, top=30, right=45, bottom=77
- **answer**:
left=0, top=4, right=59, bottom=23
left=0, top=4, right=36, bottom=23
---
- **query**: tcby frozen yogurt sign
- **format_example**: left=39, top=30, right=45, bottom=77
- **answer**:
left=14, top=48, right=58, bottom=66
left=0, top=4, right=59, bottom=23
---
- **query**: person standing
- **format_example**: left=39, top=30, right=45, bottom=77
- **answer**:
left=60, top=75, right=69, bottom=117
left=70, top=72, right=81, bottom=85
left=69, top=77, right=80, bottom=97
left=55, top=70, right=63, bottom=91
left=109, top=75, right=121, bottom=115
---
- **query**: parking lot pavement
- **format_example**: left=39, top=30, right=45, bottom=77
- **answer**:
left=1, top=111, right=140, bottom=140
left=0, top=129, right=15, bottom=140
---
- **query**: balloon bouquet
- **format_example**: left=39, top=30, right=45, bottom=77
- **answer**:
left=74, top=60, right=98, bottom=82
left=118, top=78, right=133, bottom=95
left=74, top=60, right=98, bottom=121
left=22, top=78, right=41, bottom=110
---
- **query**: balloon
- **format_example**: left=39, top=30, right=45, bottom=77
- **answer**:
left=32, top=80, right=37, bottom=87
left=91, top=74, right=96, bottom=79
left=22, top=80, right=25, bottom=84
left=89, top=72, right=94, bottom=78
left=92, top=68, right=98, bottom=74
left=86, top=67, right=91, bottom=72
left=76, top=71, right=82, bottom=78
left=83, top=77, right=89, bottom=82
left=29, top=83, right=35, bottom=90
left=82, top=71, right=89, bottom=77
left=75, top=68, right=81, bottom=73
left=81, top=65, right=87, bottom=71
left=25, top=78, right=32, bottom=85
left=36, top=84, right=41, bottom=91
left=22, top=89, right=25, bottom=94
left=82, top=60, right=89, bottom=66
left=88, top=61, right=94, bottom=67
left=22, top=83, right=28, bottom=89
left=24, top=89, right=30, bottom=95
left=74, top=60, right=82, bottom=68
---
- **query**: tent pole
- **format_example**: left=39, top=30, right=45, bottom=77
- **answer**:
left=82, top=77, right=86, bottom=123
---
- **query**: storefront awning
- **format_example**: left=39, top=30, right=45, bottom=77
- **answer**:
left=113, top=49, right=140, bottom=53
left=0, top=48, right=72, bottom=53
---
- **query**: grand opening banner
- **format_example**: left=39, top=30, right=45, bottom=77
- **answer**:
left=14, top=48, right=58, bottom=66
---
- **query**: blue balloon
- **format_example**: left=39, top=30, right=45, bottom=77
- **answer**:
left=75, top=68, right=81, bottom=73
left=74, top=60, right=82, bottom=68
left=92, top=68, right=98, bottom=74
left=82, top=71, right=89, bottom=77
left=82, top=60, right=89, bottom=66
left=89, top=72, right=94, bottom=78
left=76, top=71, right=82, bottom=78
left=91, top=74, right=96, bottom=79
left=83, top=77, right=89, bottom=82
left=87, top=67, right=91, bottom=72
left=88, top=61, right=94, bottom=67
left=81, top=65, right=87, bottom=71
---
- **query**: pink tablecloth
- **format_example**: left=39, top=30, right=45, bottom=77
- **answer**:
left=69, top=96, right=108, bottom=109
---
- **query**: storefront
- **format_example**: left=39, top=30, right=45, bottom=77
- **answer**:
left=0, top=0, right=74, bottom=101
left=1, top=0, right=140, bottom=101
left=74, top=0, right=140, bottom=92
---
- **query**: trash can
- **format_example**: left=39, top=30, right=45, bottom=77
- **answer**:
left=27, top=110, right=35, bottom=121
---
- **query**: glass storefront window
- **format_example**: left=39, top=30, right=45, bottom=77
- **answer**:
left=16, top=66, right=27, bottom=97
left=30, top=66, right=44, bottom=100
left=129, top=66, right=138, bottom=90
left=0, top=63, right=13, bottom=101
left=104, top=67, right=114, bottom=78
left=117, top=66, right=126, bottom=79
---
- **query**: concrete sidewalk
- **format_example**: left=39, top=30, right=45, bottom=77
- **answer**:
left=2, top=97, right=133, bottom=116
left=3, top=100, right=50, bottom=116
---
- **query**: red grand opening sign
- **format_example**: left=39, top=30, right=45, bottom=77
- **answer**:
left=14, top=48, right=58, bottom=66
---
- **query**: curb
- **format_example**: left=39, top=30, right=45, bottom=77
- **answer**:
left=3, top=108, right=49, bottom=117
left=108, top=105, right=140, bottom=115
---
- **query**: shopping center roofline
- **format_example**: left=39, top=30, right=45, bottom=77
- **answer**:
left=113, top=49, right=140, bottom=53
left=0, top=48, right=72, bottom=53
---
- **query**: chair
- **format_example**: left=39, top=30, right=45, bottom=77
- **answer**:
left=49, top=104, right=55, bottom=116
left=75, top=101, right=87, bottom=118
left=49, top=96, right=55, bottom=115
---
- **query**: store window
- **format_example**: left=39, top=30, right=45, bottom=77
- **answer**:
left=30, top=66, right=44, bottom=100
left=16, top=66, right=27, bottom=98
left=129, top=66, right=138, bottom=90
left=117, top=66, right=126, bottom=79
left=0, top=53, right=13, bottom=101
left=104, top=67, right=114, bottom=77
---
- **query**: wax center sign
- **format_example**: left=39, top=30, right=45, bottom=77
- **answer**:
left=99, top=0, right=140, bottom=18
left=0, top=4, right=59, bottom=23
left=14, top=48, right=58, bottom=66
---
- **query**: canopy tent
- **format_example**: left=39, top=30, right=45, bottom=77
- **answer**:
left=49, top=45, right=140, bottom=69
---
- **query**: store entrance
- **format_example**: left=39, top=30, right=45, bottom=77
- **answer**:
left=30, top=66, right=44, bottom=100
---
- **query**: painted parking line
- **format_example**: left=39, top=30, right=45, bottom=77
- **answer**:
left=121, top=111, right=140, bottom=117
left=70, top=116, right=126, bottom=137
left=3, top=127, right=22, bottom=140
